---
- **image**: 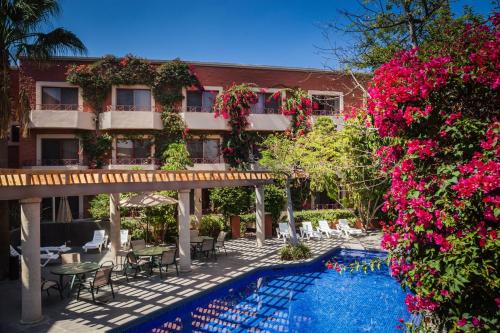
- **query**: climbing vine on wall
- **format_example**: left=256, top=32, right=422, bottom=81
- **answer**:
left=66, top=55, right=200, bottom=167
left=280, top=88, right=315, bottom=139
left=212, top=83, right=258, bottom=168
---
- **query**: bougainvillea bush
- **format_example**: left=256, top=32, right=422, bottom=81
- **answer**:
left=280, top=88, right=315, bottom=138
left=213, top=83, right=258, bottom=167
left=367, top=16, right=499, bottom=331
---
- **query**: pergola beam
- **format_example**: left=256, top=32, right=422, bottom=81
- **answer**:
left=0, top=170, right=273, bottom=201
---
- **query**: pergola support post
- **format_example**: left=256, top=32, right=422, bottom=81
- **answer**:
left=178, top=189, right=191, bottom=272
left=255, top=185, right=265, bottom=247
left=194, top=188, right=203, bottom=228
left=20, top=197, right=43, bottom=324
left=109, top=193, right=121, bottom=262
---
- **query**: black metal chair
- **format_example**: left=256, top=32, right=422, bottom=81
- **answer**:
left=77, top=264, right=115, bottom=303
left=41, top=278, right=63, bottom=299
left=158, top=249, right=179, bottom=279
left=124, top=251, right=152, bottom=282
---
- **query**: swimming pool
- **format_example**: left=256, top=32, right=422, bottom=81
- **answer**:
left=113, top=249, right=409, bottom=333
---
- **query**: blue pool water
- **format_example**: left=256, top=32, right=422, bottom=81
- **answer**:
left=114, top=249, right=409, bottom=333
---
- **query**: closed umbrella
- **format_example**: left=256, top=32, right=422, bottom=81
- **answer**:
left=56, top=197, right=73, bottom=223
left=120, top=192, right=177, bottom=243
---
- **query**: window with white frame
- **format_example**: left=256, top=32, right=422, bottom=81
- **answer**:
left=250, top=92, right=281, bottom=114
left=116, top=88, right=152, bottom=111
left=187, top=139, right=221, bottom=163
left=311, top=94, right=341, bottom=115
left=186, top=90, right=218, bottom=112
left=41, top=87, right=79, bottom=110
left=116, top=139, right=153, bottom=164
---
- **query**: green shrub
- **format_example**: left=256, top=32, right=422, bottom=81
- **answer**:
left=279, top=242, right=312, bottom=261
left=89, top=194, right=110, bottom=220
left=199, top=214, right=226, bottom=238
left=121, top=218, right=148, bottom=240
left=209, top=187, right=253, bottom=217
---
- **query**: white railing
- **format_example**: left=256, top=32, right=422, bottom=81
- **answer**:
left=35, top=104, right=82, bottom=111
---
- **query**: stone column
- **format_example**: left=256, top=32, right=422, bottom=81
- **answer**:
left=194, top=188, right=203, bottom=227
left=178, top=189, right=191, bottom=272
left=255, top=185, right=265, bottom=247
left=20, top=197, right=42, bottom=324
left=109, top=193, right=121, bottom=261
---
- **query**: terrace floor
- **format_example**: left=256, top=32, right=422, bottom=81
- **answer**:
left=0, top=232, right=382, bottom=333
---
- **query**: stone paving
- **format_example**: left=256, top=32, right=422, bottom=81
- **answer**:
left=0, top=232, right=382, bottom=333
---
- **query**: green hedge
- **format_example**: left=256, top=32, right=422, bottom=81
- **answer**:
left=199, top=214, right=226, bottom=238
left=238, top=209, right=355, bottom=233
left=279, top=243, right=312, bottom=260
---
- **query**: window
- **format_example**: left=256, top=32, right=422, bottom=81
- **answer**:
left=187, top=139, right=220, bottom=163
left=116, top=139, right=152, bottom=163
left=250, top=92, right=281, bottom=114
left=116, top=89, right=152, bottom=111
left=41, top=139, right=79, bottom=165
left=41, top=87, right=78, bottom=110
left=311, top=95, right=341, bottom=115
left=186, top=90, right=217, bottom=112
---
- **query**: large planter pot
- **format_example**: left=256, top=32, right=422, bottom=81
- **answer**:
left=265, top=214, right=273, bottom=239
left=230, top=215, right=241, bottom=239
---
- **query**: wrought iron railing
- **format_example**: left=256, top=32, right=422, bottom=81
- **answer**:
left=106, top=105, right=160, bottom=112
left=35, top=104, right=82, bottom=111
left=112, top=157, right=158, bottom=165
left=311, top=109, right=340, bottom=116
left=186, top=106, right=213, bottom=113
left=23, top=159, right=83, bottom=167
left=190, top=157, right=223, bottom=164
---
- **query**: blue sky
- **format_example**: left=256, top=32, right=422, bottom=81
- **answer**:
left=54, top=0, right=496, bottom=69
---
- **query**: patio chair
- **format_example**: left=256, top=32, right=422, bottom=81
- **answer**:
left=318, top=220, right=342, bottom=238
left=158, top=249, right=179, bottom=279
left=190, top=229, right=199, bottom=240
left=337, top=219, right=363, bottom=237
left=130, top=239, right=146, bottom=251
left=82, top=230, right=107, bottom=253
left=61, top=252, right=81, bottom=289
left=199, top=238, right=215, bottom=259
left=77, top=264, right=115, bottom=303
left=41, top=278, right=63, bottom=299
left=277, top=223, right=291, bottom=243
left=124, top=251, right=152, bottom=282
left=302, top=222, right=323, bottom=240
left=215, top=231, right=227, bottom=255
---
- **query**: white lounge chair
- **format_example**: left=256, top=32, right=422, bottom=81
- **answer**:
left=15, top=245, right=60, bottom=267
left=277, top=223, right=291, bottom=243
left=302, top=222, right=323, bottom=240
left=42, top=244, right=71, bottom=254
left=318, top=220, right=342, bottom=238
left=337, top=219, right=363, bottom=237
left=83, top=230, right=107, bottom=253
left=120, top=230, right=130, bottom=248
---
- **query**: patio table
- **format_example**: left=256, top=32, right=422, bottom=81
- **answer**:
left=50, top=262, right=100, bottom=296
left=133, top=246, right=175, bottom=257
left=190, top=236, right=213, bottom=258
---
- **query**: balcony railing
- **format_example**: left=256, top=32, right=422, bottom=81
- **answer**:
left=106, top=105, right=161, bottom=112
left=311, top=109, right=340, bottom=116
left=186, top=106, right=213, bottom=113
left=23, top=159, right=83, bottom=167
left=35, top=104, right=82, bottom=111
left=190, top=157, right=222, bottom=164
left=112, top=157, right=158, bottom=165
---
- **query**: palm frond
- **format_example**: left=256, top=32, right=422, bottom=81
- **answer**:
left=17, top=27, right=87, bottom=60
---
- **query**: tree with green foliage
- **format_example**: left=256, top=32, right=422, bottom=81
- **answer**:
left=259, top=134, right=300, bottom=244
left=323, top=0, right=455, bottom=70
left=209, top=187, right=253, bottom=218
left=296, top=116, right=388, bottom=228
left=0, top=0, right=86, bottom=280
left=161, top=142, right=193, bottom=170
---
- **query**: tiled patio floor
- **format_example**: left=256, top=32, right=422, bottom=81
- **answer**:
left=0, top=232, right=382, bottom=333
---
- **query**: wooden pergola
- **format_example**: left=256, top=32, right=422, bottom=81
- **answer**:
left=0, top=169, right=273, bottom=324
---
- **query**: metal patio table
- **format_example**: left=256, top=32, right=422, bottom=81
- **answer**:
left=50, top=262, right=100, bottom=297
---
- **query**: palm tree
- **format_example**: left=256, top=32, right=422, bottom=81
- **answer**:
left=0, top=0, right=86, bottom=279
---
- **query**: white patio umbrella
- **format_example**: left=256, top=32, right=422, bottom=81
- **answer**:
left=56, top=197, right=73, bottom=223
left=120, top=192, right=177, bottom=243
